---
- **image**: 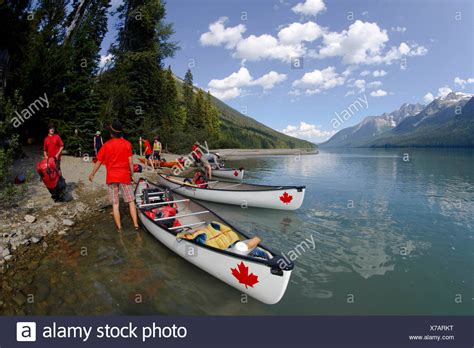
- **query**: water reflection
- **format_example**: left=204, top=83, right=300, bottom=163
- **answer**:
left=3, top=148, right=473, bottom=315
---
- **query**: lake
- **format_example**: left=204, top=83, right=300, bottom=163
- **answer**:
left=6, top=148, right=474, bottom=315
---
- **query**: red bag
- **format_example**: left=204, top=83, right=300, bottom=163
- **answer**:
left=36, top=158, right=60, bottom=189
left=133, top=163, right=143, bottom=173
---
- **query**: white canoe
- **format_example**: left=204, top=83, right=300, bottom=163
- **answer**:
left=135, top=178, right=294, bottom=305
left=211, top=167, right=244, bottom=181
left=157, top=173, right=305, bottom=210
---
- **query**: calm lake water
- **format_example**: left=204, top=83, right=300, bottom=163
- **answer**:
left=8, top=148, right=474, bottom=315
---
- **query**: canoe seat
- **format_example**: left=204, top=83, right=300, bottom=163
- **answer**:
left=176, top=222, right=241, bottom=250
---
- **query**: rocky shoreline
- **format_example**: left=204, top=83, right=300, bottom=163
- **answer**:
left=0, top=146, right=185, bottom=269
left=0, top=184, right=110, bottom=268
left=0, top=146, right=110, bottom=269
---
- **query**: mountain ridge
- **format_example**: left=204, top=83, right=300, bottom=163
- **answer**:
left=320, top=92, right=474, bottom=148
left=174, top=75, right=316, bottom=150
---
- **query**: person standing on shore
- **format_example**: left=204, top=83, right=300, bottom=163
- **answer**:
left=43, top=126, right=64, bottom=171
left=142, top=137, right=153, bottom=168
left=88, top=120, right=138, bottom=231
left=93, top=131, right=103, bottom=156
left=152, top=136, right=162, bottom=161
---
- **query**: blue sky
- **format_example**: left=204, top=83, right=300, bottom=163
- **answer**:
left=101, top=0, right=473, bottom=143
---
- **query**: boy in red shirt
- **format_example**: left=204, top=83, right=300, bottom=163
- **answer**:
left=43, top=126, right=64, bottom=170
left=88, top=120, right=138, bottom=230
left=142, top=138, right=153, bottom=168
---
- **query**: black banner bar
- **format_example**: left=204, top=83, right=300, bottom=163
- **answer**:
left=1, top=316, right=472, bottom=347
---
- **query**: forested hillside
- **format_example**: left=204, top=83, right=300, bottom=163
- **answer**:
left=174, top=76, right=315, bottom=150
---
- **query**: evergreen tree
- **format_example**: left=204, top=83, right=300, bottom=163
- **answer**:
left=191, top=89, right=206, bottom=130
left=56, top=0, right=110, bottom=154
left=102, top=0, right=178, bottom=148
left=17, top=0, right=70, bottom=139
left=205, top=91, right=220, bottom=140
left=182, top=68, right=194, bottom=129
left=183, top=68, right=194, bottom=109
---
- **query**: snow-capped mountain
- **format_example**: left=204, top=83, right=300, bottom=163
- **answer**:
left=394, top=92, right=473, bottom=133
left=320, top=103, right=424, bottom=148
left=320, top=92, right=474, bottom=148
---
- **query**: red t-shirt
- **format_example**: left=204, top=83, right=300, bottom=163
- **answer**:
left=143, top=139, right=152, bottom=155
left=43, top=134, right=64, bottom=159
left=97, top=138, right=133, bottom=184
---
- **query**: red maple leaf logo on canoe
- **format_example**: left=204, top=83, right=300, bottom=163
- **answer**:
left=279, top=191, right=293, bottom=204
left=231, top=261, right=259, bottom=288
left=233, top=170, right=239, bottom=176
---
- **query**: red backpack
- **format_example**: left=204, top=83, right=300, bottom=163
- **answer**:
left=36, top=158, right=60, bottom=189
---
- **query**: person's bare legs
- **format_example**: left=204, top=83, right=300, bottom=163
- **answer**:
left=206, top=163, right=212, bottom=180
left=129, top=201, right=139, bottom=229
left=112, top=203, right=122, bottom=230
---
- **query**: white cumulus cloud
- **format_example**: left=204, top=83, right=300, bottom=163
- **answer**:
left=423, top=92, right=434, bottom=104
left=282, top=122, right=335, bottom=141
left=437, top=86, right=452, bottom=98
left=277, top=21, right=323, bottom=44
left=312, top=20, right=427, bottom=66
left=208, top=67, right=286, bottom=100
left=315, top=20, right=389, bottom=64
left=373, top=69, right=387, bottom=77
left=292, top=66, right=345, bottom=95
left=422, top=86, right=455, bottom=104
left=251, top=71, right=288, bottom=89
left=367, top=81, right=382, bottom=89
left=370, top=89, right=388, bottom=97
left=292, top=0, right=326, bottom=16
left=199, top=17, right=246, bottom=49
left=200, top=17, right=427, bottom=67
left=454, top=77, right=474, bottom=89
left=200, top=18, right=324, bottom=62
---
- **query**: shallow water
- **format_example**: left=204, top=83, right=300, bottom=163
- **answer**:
left=3, top=148, right=473, bottom=315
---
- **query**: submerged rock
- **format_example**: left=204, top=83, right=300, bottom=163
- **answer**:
left=36, top=282, right=51, bottom=302
left=30, top=235, right=42, bottom=244
left=2, top=247, right=11, bottom=258
left=12, top=292, right=27, bottom=306
left=24, top=215, right=36, bottom=223
left=62, top=219, right=75, bottom=227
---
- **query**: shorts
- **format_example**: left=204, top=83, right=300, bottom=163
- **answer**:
left=153, top=151, right=161, bottom=160
left=108, top=183, right=134, bottom=205
left=145, top=153, right=151, bottom=159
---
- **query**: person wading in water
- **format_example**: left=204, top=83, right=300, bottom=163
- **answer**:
left=88, top=120, right=139, bottom=230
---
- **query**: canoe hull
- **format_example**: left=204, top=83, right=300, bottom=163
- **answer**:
left=136, top=180, right=292, bottom=304
left=138, top=157, right=178, bottom=168
left=157, top=174, right=305, bottom=210
left=212, top=168, right=244, bottom=181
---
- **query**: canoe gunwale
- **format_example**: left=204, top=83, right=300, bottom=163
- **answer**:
left=134, top=177, right=294, bottom=272
left=158, top=173, right=305, bottom=193
left=213, top=168, right=243, bottom=172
